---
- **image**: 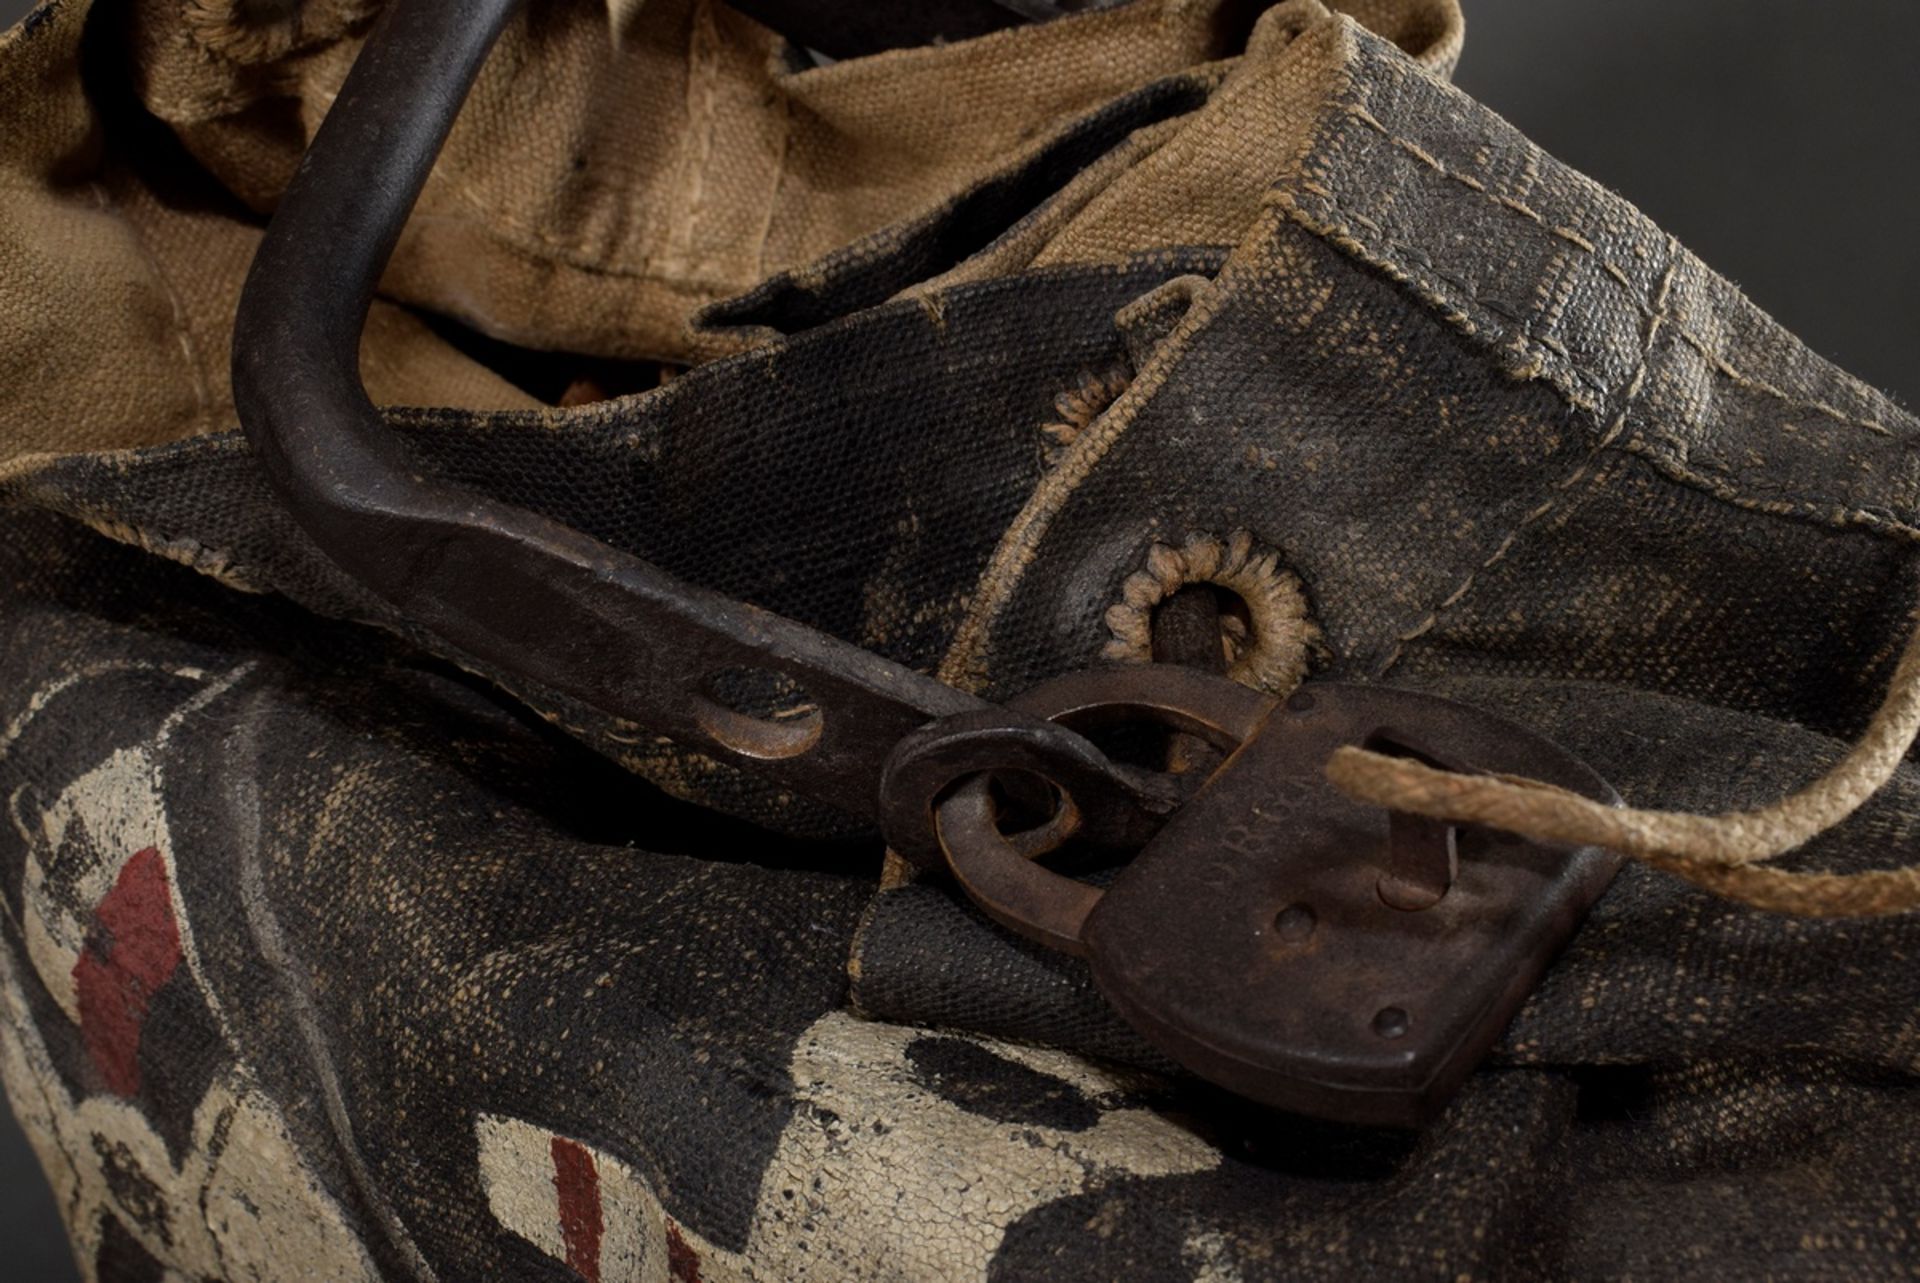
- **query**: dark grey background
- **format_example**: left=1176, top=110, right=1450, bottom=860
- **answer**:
left=0, top=1, right=1914, bottom=1277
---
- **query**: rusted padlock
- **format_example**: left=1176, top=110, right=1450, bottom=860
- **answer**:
left=915, top=667, right=1620, bottom=1128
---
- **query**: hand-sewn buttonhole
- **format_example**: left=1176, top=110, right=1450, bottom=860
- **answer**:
left=1040, top=365, right=1132, bottom=462
left=1102, top=530, right=1320, bottom=697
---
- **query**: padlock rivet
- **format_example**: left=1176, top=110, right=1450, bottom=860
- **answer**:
left=1372, top=1006, right=1411, bottom=1039
left=1272, top=903, right=1316, bottom=945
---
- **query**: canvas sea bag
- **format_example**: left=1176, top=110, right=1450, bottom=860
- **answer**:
left=6, top=0, right=1920, bottom=1279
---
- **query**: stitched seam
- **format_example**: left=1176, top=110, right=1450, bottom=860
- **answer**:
left=308, top=84, right=738, bottom=288
left=1342, top=104, right=1898, bottom=440
left=1373, top=258, right=1678, bottom=678
left=1274, top=186, right=1607, bottom=415
left=1660, top=323, right=1895, bottom=438
left=670, top=0, right=723, bottom=279
left=1277, top=185, right=1920, bottom=538
left=757, top=80, right=796, bottom=279
left=934, top=216, right=1251, bottom=692
left=95, top=181, right=212, bottom=427
left=1621, top=437, right=1920, bottom=542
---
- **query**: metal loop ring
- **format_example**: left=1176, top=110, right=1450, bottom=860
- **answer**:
left=900, top=666, right=1277, bottom=949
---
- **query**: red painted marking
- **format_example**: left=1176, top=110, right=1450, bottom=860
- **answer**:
left=551, top=1137, right=604, bottom=1282
left=71, top=847, right=181, bottom=1097
left=665, top=1220, right=703, bottom=1283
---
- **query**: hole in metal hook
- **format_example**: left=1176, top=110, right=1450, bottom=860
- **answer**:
left=1372, top=1006, right=1411, bottom=1040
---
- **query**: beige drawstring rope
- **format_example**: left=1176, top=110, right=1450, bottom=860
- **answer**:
left=1325, top=614, right=1920, bottom=917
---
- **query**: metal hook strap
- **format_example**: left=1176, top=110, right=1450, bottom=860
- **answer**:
left=229, top=0, right=1147, bottom=833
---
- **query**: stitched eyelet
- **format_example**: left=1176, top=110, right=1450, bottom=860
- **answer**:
left=1101, top=531, right=1319, bottom=695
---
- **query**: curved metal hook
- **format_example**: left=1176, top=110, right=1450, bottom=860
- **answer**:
left=229, top=0, right=1152, bottom=833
